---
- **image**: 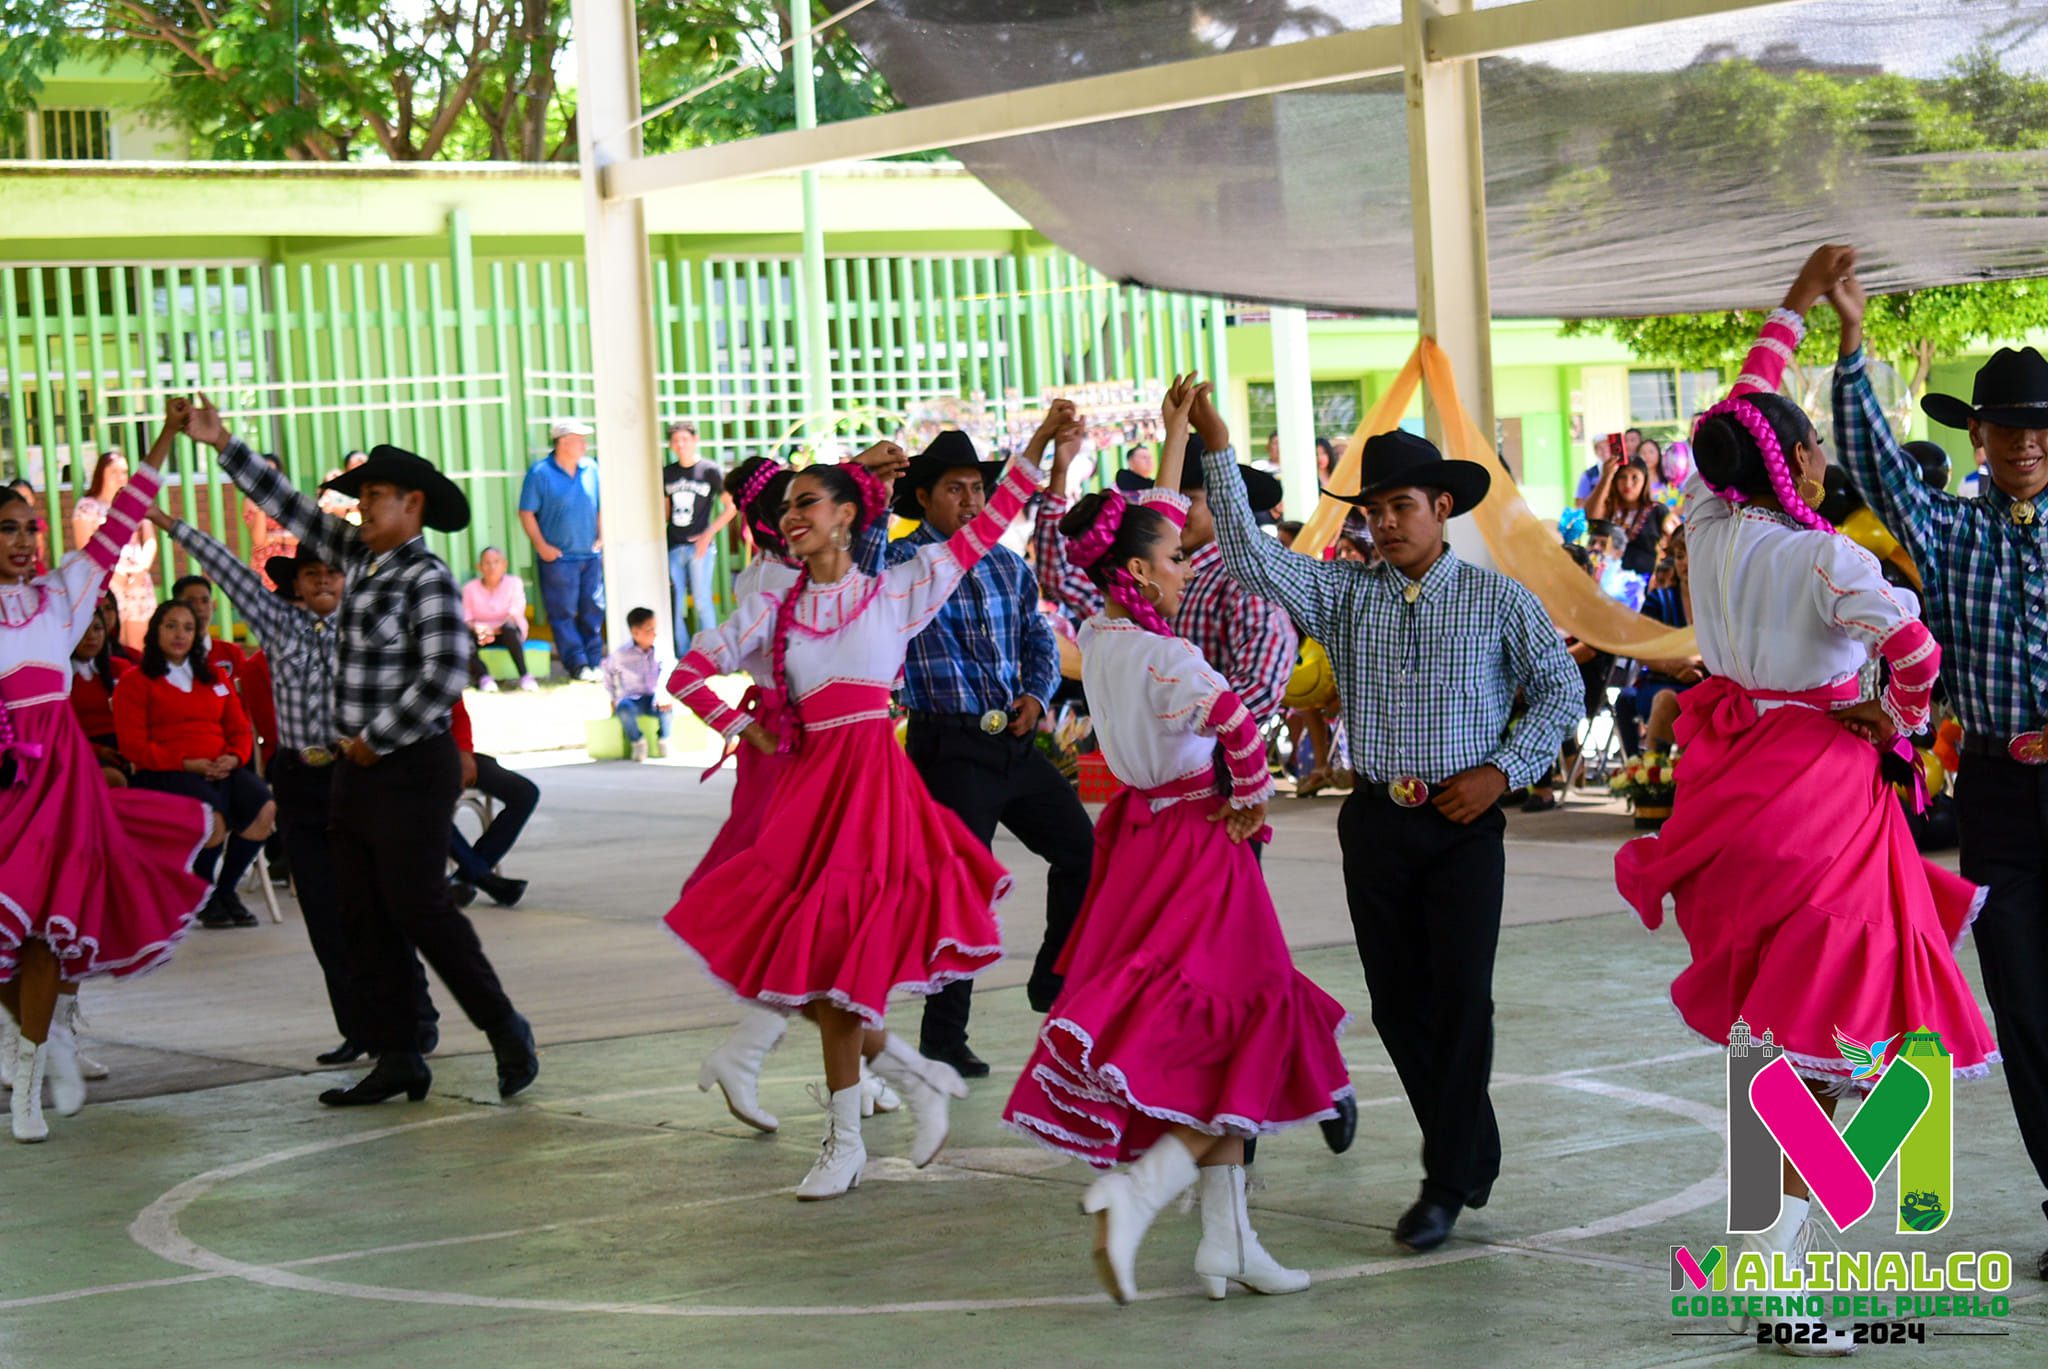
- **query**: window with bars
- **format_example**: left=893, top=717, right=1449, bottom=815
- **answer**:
left=1628, top=367, right=1721, bottom=427
left=39, top=108, right=112, bottom=160
left=1245, top=379, right=1363, bottom=442
left=0, top=114, right=28, bottom=160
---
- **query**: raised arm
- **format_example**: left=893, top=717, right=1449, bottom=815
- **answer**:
left=886, top=455, right=1046, bottom=634
left=1829, top=271, right=1940, bottom=564
left=185, top=396, right=355, bottom=569
left=359, top=563, right=469, bottom=756
left=150, top=510, right=299, bottom=649
left=1154, top=374, right=1198, bottom=494
left=1486, top=582, right=1584, bottom=790
left=54, top=404, right=183, bottom=642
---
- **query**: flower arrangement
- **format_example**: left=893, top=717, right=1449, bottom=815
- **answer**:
left=1034, top=704, right=1094, bottom=783
left=1610, top=751, right=1679, bottom=828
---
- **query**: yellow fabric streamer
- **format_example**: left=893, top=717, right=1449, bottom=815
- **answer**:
left=1290, top=337, right=1697, bottom=660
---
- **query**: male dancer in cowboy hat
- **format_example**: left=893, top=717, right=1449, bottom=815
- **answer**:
left=146, top=499, right=440, bottom=1067
left=1832, top=269, right=2048, bottom=1281
left=185, top=398, right=538, bottom=1107
left=1199, top=389, right=1579, bottom=1253
left=889, top=409, right=1093, bottom=1078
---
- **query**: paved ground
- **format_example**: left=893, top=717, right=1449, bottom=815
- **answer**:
left=4, top=756, right=2041, bottom=1368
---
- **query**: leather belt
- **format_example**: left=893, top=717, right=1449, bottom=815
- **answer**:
left=1961, top=730, right=2048, bottom=765
left=907, top=709, right=1011, bottom=736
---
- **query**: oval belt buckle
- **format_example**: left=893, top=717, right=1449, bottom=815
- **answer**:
left=2009, top=731, right=2048, bottom=765
left=300, top=745, right=335, bottom=768
left=978, top=708, right=1009, bottom=735
left=1389, top=776, right=1429, bottom=808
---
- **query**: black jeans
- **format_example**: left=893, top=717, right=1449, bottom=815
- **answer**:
left=468, top=624, right=531, bottom=686
left=329, top=731, right=515, bottom=1054
left=450, top=751, right=540, bottom=881
left=907, top=716, right=1094, bottom=1051
left=1338, top=786, right=1506, bottom=1209
left=1956, top=751, right=2048, bottom=1226
left=271, top=752, right=435, bottom=1043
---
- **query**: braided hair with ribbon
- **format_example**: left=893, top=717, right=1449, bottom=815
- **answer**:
left=1059, top=490, right=1179, bottom=637
left=1692, top=392, right=1836, bottom=536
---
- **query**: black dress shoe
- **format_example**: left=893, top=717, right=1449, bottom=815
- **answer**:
left=920, top=1041, right=990, bottom=1079
left=448, top=878, right=477, bottom=908
left=1321, top=1095, right=1359, bottom=1154
left=196, top=902, right=237, bottom=929
left=319, top=1051, right=431, bottom=1106
left=488, top=1012, right=539, bottom=1098
left=1393, top=1198, right=1461, bottom=1253
left=316, top=1039, right=366, bottom=1066
left=477, top=874, right=528, bottom=908
left=418, top=1022, right=440, bottom=1056
left=1243, top=1136, right=1259, bottom=1165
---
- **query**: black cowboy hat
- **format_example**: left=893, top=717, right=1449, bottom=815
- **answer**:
left=262, top=551, right=337, bottom=597
left=320, top=444, right=470, bottom=532
left=1113, top=434, right=1285, bottom=512
left=1921, top=347, right=2048, bottom=431
left=1319, top=430, right=1491, bottom=517
left=891, top=430, right=1005, bottom=520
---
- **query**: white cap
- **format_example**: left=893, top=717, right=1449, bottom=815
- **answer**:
left=550, top=419, right=593, bottom=439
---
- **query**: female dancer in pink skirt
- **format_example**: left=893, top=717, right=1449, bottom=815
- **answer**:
left=1615, top=247, right=1997, bottom=1349
left=684, top=442, right=907, bottom=1134
left=1, top=399, right=217, bottom=1142
left=666, top=442, right=1044, bottom=1199
left=1003, top=380, right=1352, bottom=1304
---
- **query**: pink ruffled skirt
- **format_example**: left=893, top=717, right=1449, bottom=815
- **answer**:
left=1003, top=789, right=1352, bottom=1166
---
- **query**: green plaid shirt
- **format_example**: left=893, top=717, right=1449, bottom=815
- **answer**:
left=1833, top=347, right=2048, bottom=739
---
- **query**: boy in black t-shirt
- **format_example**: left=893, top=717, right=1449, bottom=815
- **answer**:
left=661, top=421, right=734, bottom=650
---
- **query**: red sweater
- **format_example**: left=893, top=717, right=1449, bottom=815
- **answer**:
left=112, top=665, right=255, bottom=773
left=241, top=650, right=280, bottom=767
left=68, top=658, right=131, bottom=743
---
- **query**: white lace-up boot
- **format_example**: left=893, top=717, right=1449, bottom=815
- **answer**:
left=44, top=1005, right=86, bottom=1116
left=0, top=1015, right=14, bottom=1089
left=868, top=1034, right=967, bottom=1167
left=58, top=997, right=108, bottom=1080
left=1193, top=1163, right=1310, bottom=1298
left=1080, top=1134, right=1199, bottom=1304
left=10, top=1035, right=48, bottom=1142
left=696, top=1005, right=788, bottom=1132
left=794, top=1084, right=866, bottom=1201
left=858, top=1060, right=901, bottom=1116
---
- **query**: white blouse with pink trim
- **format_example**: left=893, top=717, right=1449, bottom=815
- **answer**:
left=669, top=457, right=1044, bottom=737
left=1, top=465, right=164, bottom=689
left=1079, top=615, right=1274, bottom=810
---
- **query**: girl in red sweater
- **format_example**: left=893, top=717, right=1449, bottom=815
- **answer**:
left=68, top=610, right=129, bottom=786
left=114, top=600, right=276, bottom=929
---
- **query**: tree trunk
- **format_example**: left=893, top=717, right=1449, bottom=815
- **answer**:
left=1910, top=339, right=1937, bottom=399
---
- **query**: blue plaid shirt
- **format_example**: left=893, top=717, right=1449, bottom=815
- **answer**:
left=886, top=523, right=1059, bottom=715
left=1834, top=347, right=2048, bottom=739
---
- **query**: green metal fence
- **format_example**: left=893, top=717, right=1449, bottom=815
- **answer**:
left=0, top=245, right=1228, bottom=634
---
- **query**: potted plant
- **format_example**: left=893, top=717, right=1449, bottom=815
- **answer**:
left=1611, top=751, right=1679, bottom=829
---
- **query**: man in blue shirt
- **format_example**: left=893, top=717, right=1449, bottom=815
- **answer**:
left=518, top=419, right=605, bottom=681
left=888, top=415, right=1093, bottom=1078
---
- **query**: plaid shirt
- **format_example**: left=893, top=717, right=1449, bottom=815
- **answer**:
left=1834, top=347, right=2048, bottom=739
left=220, top=439, right=467, bottom=754
left=1033, top=493, right=1105, bottom=625
left=1204, top=446, right=1580, bottom=788
left=603, top=641, right=668, bottom=703
left=165, top=518, right=338, bottom=753
left=1173, top=542, right=1299, bottom=727
left=886, top=523, right=1059, bottom=714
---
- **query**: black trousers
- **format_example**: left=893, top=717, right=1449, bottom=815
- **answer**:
left=1956, top=751, right=2048, bottom=1226
left=1338, top=787, right=1505, bottom=1209
left=329, top=731, right=513, bottom=1054
left=450, top=752, right=540, bottom=881
left=272, top=752, right=436, bottom=1043
left=907, top=717, right=1094, bottom=1051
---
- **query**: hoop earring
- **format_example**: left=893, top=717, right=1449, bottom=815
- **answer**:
left=830, top=525, right=851, bottom=551
left=1141, top=580, right=1162, bottom=604
left=1798, top=477, right=1824, bottom=508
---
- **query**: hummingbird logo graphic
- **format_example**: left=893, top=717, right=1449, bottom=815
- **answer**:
left=1833, top=1028, right=1899, bottom=1083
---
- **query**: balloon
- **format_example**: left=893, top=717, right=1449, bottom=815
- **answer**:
left=1919, top=747, right=1947, bottom=799
left=1284, top=639, right=1337, bottom=711
left=1839, top=508, right=1922, bottom=588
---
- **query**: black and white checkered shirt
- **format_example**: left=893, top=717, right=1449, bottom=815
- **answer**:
left=166, top=517, right=338, bottom=753
left=1205, top=446, right=1582, bottom=789
left=220, top=439, right=467, bottom=754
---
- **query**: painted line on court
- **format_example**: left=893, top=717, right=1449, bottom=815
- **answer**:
left=97, top=1051, right=1725, bottom=1319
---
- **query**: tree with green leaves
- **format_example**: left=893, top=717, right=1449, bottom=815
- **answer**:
left=1559, top=47, right=2048, bottom=395
left=0, top=2, right=896, bottom=163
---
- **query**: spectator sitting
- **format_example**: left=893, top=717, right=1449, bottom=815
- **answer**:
left=602, top=606, right=671, bottom=764
left=69, top=609, right=131, bottom=787
left=1585, top=453, right=1674, bottom=577
left=447, top=696, right=534, bottom=909
left=518, top=418, right=605, bottom=683
left=98, top=589, right=141, bottom=667
left=461, top=546, right=538, bottom=693
left=112, top=599, right=276, bottom=929
left=171, top=573, right=247, bottom=685
left=1615, top=525, right=1704, bottom=756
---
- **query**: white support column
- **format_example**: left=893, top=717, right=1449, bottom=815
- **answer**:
left=1269, top=305, right=1318, bottom=519
left=792, top=1, right=833, bottom=432
left=572, top=0, right=671, bottom=653
left=1403, top=0, right=1495, bottom=565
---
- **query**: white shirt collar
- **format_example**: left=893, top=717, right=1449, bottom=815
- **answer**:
left=166, top=659, right=195, bottom=691
left=72, top=658, right=98, bottom=681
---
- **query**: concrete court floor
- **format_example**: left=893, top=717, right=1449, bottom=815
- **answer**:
left=4, top=758, right=2043, bottom=1369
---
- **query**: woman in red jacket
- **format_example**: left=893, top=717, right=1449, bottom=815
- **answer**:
left=68, top=609, right=129, bottom=787
left=113, top=600, right=276, bottom=929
